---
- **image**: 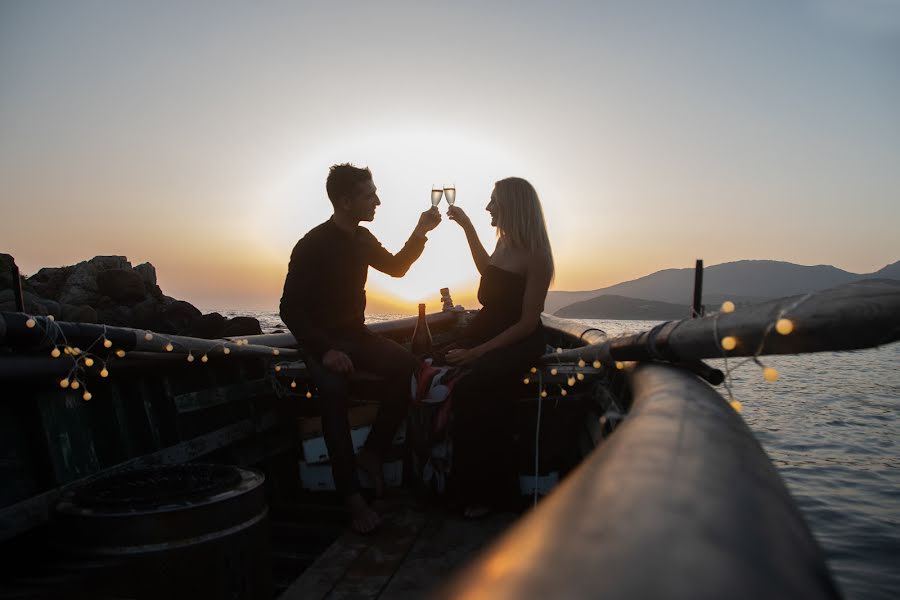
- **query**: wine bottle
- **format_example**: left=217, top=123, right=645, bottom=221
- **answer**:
left=411, top=303, right=433, bottom=356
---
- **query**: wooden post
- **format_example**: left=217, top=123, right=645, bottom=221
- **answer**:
left=692, top=259, right=703, bottom=318
left=12, top=265, right=25, bottom=313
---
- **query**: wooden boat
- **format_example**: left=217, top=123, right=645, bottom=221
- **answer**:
left=1, top=279, right=898, bottom=599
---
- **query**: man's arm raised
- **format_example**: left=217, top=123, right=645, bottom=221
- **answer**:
left=366, top=207, right=441, bottom=277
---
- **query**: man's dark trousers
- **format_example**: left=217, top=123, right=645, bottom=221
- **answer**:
left=304, top=327, right=417, bottom=495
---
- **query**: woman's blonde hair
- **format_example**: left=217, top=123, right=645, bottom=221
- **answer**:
left=494, top=177, right=554, bottom=278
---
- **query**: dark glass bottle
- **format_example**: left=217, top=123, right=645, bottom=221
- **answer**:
left=411, top=303, right=433, bottom=356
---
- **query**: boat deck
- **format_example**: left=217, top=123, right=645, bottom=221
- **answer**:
left=278, top=495, right=516, bottom=600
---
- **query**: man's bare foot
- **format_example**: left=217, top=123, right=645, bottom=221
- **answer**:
left=356, top=447, right=385, bottom=498
left=347, top=493, right=381, bottom=534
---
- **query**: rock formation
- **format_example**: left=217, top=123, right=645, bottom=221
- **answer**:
left=0, top=254, right=261, bottom=338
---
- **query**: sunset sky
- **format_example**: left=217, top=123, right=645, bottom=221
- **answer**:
left=2, top=1, right=898, bottom=313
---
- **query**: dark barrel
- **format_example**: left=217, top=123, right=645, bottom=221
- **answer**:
left=54, top=464, right=271, bottom=600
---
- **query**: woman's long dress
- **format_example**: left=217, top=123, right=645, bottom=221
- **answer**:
left=450, top=264, right=545, bottom=508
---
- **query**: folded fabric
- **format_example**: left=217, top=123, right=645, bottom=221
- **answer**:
left=411, top=358, right=463, bottom=404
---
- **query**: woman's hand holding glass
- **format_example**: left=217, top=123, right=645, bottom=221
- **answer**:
left=447, top=205, right=472, bottom=230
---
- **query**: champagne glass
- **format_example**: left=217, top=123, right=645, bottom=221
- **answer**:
left=431, top=185, right=443, bottom=207
left=444, top=184, right=456, bottom=206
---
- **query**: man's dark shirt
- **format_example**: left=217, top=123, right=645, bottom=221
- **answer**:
left=280, top=218, right=427, bottom=359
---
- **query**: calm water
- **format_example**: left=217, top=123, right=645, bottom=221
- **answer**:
left=226, top=310, right=899, bottom=599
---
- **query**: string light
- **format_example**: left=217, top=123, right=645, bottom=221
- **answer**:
left=275, top=365, right=281, bottom=372
left=720, top=336, right=737, bottom=351
left=103, top=338, right=112, bottom=349
left=567, top=376, right=575, bottom=386
left=50, top=348, right=61, bottom=358
left=593, top=360, right=601, bottom=369
left=577, top=359, right=585, bottom=368
left=730, top=399, right=743, bottom=413
left=776, top=318, right=794, bottom=335
left=550, top=367, right=558, bottom=375
left=306, top=391, right=312, bottom=398
left=576, top=373, right=585, bottom=381
left=63, top=347, right=71, bottom=355
left=70, top=380, right=80, bottom=390
left=115, top=349, right=126, bottom=358
left=290, top=380, right=297, bottom=389
left=560, top=388, right=567, bottom=396
left=144, top=332, right=153, bottom=341
left=556, top=347, right=562, bottom=354
left=72, top=347, right=81, bottom=355
left=165, top=343, right=174, bottom=352
left=59, top=378, right=69, bottom=388
left=763, top=367, right=779, bottom=382
left=201, top=354, right=208, bottom=363
left=223, top=347, right=231, bottom=355
left=272, top=348, right=280, bottom=356
left=100, top=368, right=109, bottom=378
left=530, top=367, right=537, bottom=373
left=26, top=318, right=36, bottom=328
left=721, top=301, right=735, bottom=313
left=82, top=391, right=92, bottom=401
left=615, top=361, right=624, bottom=370
left=541, top=390, right=548, bottom=398
left=523, top=377, right=530, bottom=385
left=84, top=357, right=94, bottom=367
left=47, top=315, right=54, bottom=321
left=187, top=352, right=195, bottom=363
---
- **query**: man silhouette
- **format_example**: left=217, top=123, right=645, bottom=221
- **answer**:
left=280, top=164, right=441, bottom=532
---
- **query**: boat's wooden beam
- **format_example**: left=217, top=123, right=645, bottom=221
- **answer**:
left=547, top=279, right=900, bottom=363
left=431, top=363, right=840, bottom=600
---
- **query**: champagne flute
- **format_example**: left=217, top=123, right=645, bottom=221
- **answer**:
left=444, top=184, right=456, bottom=206
left=431, top=185, right=443, bottom=207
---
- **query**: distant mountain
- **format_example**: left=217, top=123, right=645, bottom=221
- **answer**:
left=547, top=259, right=900, bottom=316
left=555, top=295, right=690, bottom=320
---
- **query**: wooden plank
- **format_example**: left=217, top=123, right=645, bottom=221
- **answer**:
left=328, top=509, right=426, bottom=599
left=379, top=512, right=516, bottom=599
left=173, top=379, right=269, bottom=414
left=277, top=508, right=427, bottom=600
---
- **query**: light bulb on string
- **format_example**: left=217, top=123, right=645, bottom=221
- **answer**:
left=63, top=347, right=71, bottom=355
left=103, top=338, right=112, bottom=349
left=567, top=376, right=575, bottom=386
left=82, top=391, right=92, bottom=401
left=84, top=357, right=94, bottom=367
left=615, top=362, right=624, bottom=370
left=290, top=380, right=297, bottom=389
left=72, top=347, right=81, bottom=356
left=47, top=315, right=54, bottom=321
left=306, top=391, right=312, bottom=399
left=187, top=352, right=195, bottom=363
left=165, top=343, right=174, bottom=352
left=576, top=373, right=584, bottom=381
left=556, top=347, right=562, bottom=354
left=593, top=360, right=601, bottom=369
left=560, top=388, right=567, bottom=397
left=201, top=354, right=208, bottom=363
left=100, top=368, right=109, bottom=378
left=721, top=301, right=735, bottom=313
left=730, top=399, right=743, bottom=413
left=275, top=365, right=281, bottom=372
left=223, top=347, right=231, bottom=355
left=523, top=377, right=530, bottom=385
left=115, top=349, right=126, bottom=358
left=720, top=336, right=737, bottom=351
left=577, top=359, right=585, bottom=368
left=70, top=380, right=80, bottom=390
left=59, top=378, right=69, bottom=388
left=26, top=318, right=36, bottom=328
left=776, top=318, right=794, bottom=335
left=530, top=367, right=537, bottom=373
left=272, top=349, right=280, bottom=356
left=550, top=368, right=558, bottom=376
left=144, top=332, right=153, bottom=341
left=763, top=367, right=779, bottom=382
left=51, top=348, right=61, bottom=358
left=541, top=390, right=548, bottom=398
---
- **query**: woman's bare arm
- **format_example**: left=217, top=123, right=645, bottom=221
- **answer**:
left=448, top=206, right=490, bottom=275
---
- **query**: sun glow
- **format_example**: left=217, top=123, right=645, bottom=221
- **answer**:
left=257, top=125, right=526, bottom=313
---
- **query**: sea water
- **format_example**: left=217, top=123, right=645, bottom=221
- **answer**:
left=225, top=310, right=899, bottom=599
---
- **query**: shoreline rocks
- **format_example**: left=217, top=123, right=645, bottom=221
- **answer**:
left=0, top=253, right=261, bottom=339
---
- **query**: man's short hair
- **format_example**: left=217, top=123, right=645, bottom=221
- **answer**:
left=326, top=163, right=372, bottom=205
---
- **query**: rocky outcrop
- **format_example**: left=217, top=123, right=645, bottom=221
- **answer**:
left=0, top=254, right=261, bottom=338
